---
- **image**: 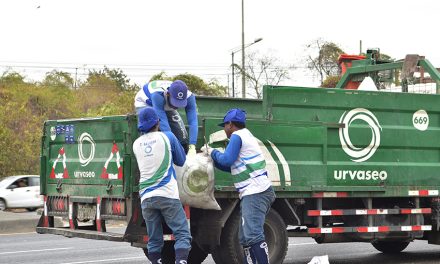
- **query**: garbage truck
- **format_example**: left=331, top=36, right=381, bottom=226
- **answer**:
left=37, top=51, right=440, bottom=263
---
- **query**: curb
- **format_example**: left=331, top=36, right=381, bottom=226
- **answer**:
left=0, top=211, right=64, bottom=234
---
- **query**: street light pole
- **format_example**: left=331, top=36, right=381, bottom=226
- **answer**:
left=231, top=51, right=235, bottom=97
left=230, top=37, right=262, bottom=98
left=241, top=0, right=245, bottom=98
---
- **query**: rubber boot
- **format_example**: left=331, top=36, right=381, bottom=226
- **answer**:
left=243, top=246, right=256, bottom=264
left=250, top=241, right=269, bottom=264
left=175, top=248, right=190, bottom=264
left=147, top=252, right=161, bottom=264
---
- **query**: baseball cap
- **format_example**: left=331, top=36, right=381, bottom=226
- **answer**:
left=138, top=108, right=159, bottom=132
left=218, top=108, right=246, bottom=127
left=168, top=80, right=188, bottom=108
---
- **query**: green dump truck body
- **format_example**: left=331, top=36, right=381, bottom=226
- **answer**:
left=37, top=80, right=440, bottom=263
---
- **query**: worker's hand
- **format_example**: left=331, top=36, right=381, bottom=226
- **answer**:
left=188, top=144, right=196, bottom=157
left=200, top=145, right=214, bottom=156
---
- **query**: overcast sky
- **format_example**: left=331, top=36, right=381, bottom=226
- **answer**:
left=1, top=0, right=439, bottom=89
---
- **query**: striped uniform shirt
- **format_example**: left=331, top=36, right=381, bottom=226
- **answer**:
left=133, top=131, right=186, bottom=202
left=212, top=128, right=272, bottom=198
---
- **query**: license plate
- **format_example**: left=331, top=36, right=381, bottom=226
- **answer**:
left=77, top=204, right=96, bottom=221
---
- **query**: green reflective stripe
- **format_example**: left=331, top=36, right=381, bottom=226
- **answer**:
left=233, top=160, right=267, bottom=183
left=138, top=134, right=170, bottom=190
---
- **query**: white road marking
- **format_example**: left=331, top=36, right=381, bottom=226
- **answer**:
left=0, top=232, right=36, bottom=236
left=0, top=247, right=73, bottom=255
left=60, top=256, right=145, bottom=264
left=289, top=242, right=317, bottom=246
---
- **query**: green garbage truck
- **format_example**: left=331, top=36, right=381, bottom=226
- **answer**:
left=37, top=52, right=440, bottom=263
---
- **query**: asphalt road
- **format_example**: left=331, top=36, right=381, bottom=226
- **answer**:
left=2, top=228, right=440, bottom=264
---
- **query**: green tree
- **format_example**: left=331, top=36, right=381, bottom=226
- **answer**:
left=41, top=70, right=74, bottom=89
left=173, top=73, right=226, bottom=96
left=321, top=75, right=341, bottom=88
left=148, top=72, right=226, bottom=96
left=0, top=71, right=26, bottom=88
left=305, top=39, right=345, bottom=85
left=86, top=66, right=139, bottom=91
left=149, top=71, right=172, bottom=82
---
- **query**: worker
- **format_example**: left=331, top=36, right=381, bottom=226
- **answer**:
left=202, top=108, right=275, bottom=264
left=134, top=79, right=198, bottom=155
left=133, top=107, right=192, bottom=264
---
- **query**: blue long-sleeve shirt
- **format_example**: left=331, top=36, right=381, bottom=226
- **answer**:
left=163, top=131, right=186, bottom=167
left=151, top=92, right=198, bottom=145
left=211, top=134, right=242, bottom=172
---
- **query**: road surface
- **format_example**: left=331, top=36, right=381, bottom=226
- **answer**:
left=2, top=228, right=440, bottom=264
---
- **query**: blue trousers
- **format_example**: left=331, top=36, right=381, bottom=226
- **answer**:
left=239, top=186, right=276, bottom=247
left=141, top=196, right=192, bottom=254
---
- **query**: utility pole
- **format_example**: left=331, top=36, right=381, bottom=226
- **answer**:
left=241, top=0, right=246, bottom=98
left=74, top=67, right=78, bottom=89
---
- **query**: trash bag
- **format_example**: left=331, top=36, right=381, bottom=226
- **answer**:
left=307, top=255, right=329, bottom=264
left=175, top=153, right=221, bottom=210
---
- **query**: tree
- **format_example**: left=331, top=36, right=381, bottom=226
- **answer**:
left=41, top=70, right=74, bottom=89
left=305, top=39, right=345, bottom=85
left=321, top=75, right=341, bottom=88
left=237, top=51, right=291, bottom=99
left=0, top=71, right=26, bottom=88
left=86, top=66, right=139, bottom=92
left=149, top=72, right=227, bottom=96
left=173, top=73, right=226, bottom=96
left=149, top=71, right=172, bottom=82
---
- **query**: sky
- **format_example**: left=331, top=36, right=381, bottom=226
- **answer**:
left=1, top=0, right=439, bottom=92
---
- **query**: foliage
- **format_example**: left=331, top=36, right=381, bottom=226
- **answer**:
left=88, top=66, right=139, bottom=92
left=149, top=72, right=227, bottom=96
left=0, top=70, right=27, bottom=88
left=149, top=71, right=172, bottom=82
left=321, top=75, right=341, bottom=88
left=40, top=70, right=74, bottom=89
left=305, top=39, right=345, bottom=85
left=173, top=73, right=226, bottom=96
left=0, top=79, right=81, bottom=177
left=0, top=68, right=227, bottom=178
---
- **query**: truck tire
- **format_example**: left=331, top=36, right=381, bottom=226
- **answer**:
left=212, top=208, right=288, bottom=264
left=142, top=241, right=175, bottom=264
left=371, top=241, right=410, bottom=253
left=188, top=242, right=208, bottom=264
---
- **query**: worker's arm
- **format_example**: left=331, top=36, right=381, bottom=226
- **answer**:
left=211, top=134, right=242, bottom=172
left=164, top=131, right=186, bottom=167
left=185, top=95, right=198, bottom=145
left=151, top=92, right=171, bottom=132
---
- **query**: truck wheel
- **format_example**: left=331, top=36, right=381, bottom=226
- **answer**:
left=212, top=208, right=288, bottom=264
left=371, top=241, right=410, bottom=253
left=0, top=199, right=6, bottom=211
left=188, top=242, right=208, bottom=264
left=142, top=241, right=175, bottom=264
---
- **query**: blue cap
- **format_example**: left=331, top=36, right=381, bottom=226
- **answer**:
left=168, top=80, right=188, bottom=108
left=138, top=108, right=159, bottom=132
left=218, top=108, right=246, bottom=127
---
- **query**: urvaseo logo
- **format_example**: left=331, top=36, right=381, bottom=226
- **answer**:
left=177, top=91, right=184, bottom=99
left=78, top=132, right=96, bottom=167
left=144, top=144, right=152, bottom=154
left=339, top=108, right=382, bottom=163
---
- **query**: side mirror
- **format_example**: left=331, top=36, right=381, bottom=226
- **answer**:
left=7, top=184, right=17, bottom=190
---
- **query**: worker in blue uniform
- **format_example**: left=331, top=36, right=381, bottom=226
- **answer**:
left=134, top=80, right=198, bottom=155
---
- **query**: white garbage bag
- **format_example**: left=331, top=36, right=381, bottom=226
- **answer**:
left=307, top=255, right=329, bottom=264
left=175, top=153, right=221, bottom=210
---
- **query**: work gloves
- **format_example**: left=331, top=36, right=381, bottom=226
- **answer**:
left=188, top=144, right=196, bottom=156
left=200, top=145, right=214, bottom=157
